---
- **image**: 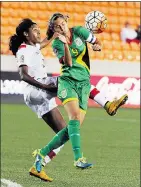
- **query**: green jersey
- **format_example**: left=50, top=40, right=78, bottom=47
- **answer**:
left=52, top=26, right=91, bottom=81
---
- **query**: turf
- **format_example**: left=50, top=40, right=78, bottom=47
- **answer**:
left=1, top=104, right=140, bottom=187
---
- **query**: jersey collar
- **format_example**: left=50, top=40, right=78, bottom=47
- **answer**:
left=18, top=43, right=26, bottom=49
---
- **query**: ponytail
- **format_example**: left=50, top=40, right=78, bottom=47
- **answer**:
left=9, top=34, right=24, bottom=56
left=46, top=28, right=54, bottom=40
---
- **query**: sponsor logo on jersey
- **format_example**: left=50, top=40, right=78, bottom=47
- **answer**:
left=75, top=38, right=83, bottom=46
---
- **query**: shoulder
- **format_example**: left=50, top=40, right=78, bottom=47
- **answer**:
left=73, top=26, right=85, bottom=33
left=16, top=44, right=28, bottom=56
left=36, top=43, right=41, bottom=49
left=73, top=26, right=90, bottom=40
left=16, top=45, right=33, bottom=65
left=16, top=44, right=33, bottom=60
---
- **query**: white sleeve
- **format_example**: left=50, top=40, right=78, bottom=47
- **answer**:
left=36, top=43, right=41, bottom=49
left=16, top=49, right=31, bottom=67
left=86, top=33, right=96, bottom=44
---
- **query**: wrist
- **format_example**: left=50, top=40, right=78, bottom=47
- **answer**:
left=64, top=43, right=68, bottom=46
left=40, top=84, right=46, bottom=89
left=93, top=38, right=101, bottom=45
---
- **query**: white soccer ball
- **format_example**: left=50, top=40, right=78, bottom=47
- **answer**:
left=85, top=11, right=107, bottom=34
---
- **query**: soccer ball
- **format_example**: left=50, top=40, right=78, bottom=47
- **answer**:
left=85, top=11, right=107, bottom=34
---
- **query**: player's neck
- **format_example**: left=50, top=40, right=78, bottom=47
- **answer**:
left=26, top=41, right=36, bottom=46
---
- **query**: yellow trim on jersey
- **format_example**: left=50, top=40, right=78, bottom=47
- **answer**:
left=60, top=66, right=63, bottom=75
left=76, top=46, right=90, bottom=72
left=80, top=108, right=87, bottom=114
left=62, top=98, right=78, bottom=105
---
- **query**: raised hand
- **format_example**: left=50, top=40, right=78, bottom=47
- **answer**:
left=52, top=32, right=61, bottom=39
left=58, top=35, right=67, bottom=44
left=92, top=44, right=102, bottom=51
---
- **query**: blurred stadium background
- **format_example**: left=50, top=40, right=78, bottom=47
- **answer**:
left=1, top=1, right=140, bottom=108
left=1, top=2, right=140, bottom=59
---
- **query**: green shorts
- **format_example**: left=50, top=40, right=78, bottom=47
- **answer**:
left=57, top=77, right=91, bottom=112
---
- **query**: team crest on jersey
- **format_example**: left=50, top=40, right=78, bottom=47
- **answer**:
left=61, top=89, right=67, bottom=98
left=75, top=38, right=83, bottom=46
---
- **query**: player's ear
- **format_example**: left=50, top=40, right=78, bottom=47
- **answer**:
left=64, top=15, right=69, bottom=22
left=23, top=32, right=28, bottom=37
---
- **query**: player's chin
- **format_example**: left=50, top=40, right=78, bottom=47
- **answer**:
left=36, top=38, right=41, bottom=43
left=59, top=31, right=65, bottom=35
left=63, top=30, right=67, bottom=35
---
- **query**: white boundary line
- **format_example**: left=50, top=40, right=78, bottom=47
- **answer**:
left=1, top=179, right=23, bottom=187
left=1, top=0, right=139, bottom=2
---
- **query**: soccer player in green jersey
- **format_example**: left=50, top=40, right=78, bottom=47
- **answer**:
left=32, top=13, right=128, bottom=178
left=34, top=13, right=95, bottom=172
left=51, top=15, right=95, bottom=168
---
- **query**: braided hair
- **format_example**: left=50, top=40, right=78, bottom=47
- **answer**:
left=9, top=18, right=36, bottom=56
left=46, top=13, right=68, bottom=40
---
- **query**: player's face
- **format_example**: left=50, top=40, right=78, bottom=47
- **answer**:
left=53, top=17, right=69, bottom=35
left=28, top=24, right=41, bottom=43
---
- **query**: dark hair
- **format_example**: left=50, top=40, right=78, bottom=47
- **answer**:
left=9, top=18, right=36, bottom=56
left=46, top=13, right=67, bottom=40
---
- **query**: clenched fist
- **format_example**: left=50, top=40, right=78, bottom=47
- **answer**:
left=92, top=44, right=102, bottom=51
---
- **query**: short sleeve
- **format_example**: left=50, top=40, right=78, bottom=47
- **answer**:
left=74, top=26, right=91, bottom=41
left=16, top=49, right=31, bottom=67
left=52, top=40, right=65, bottom=63
left=36, top=43, right=41, bottom=49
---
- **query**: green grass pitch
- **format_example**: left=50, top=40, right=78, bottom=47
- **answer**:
left=1, top=104, right=140, bottom=187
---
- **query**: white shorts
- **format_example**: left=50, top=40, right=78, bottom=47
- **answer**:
left=23, top=77, right=58, bottom=118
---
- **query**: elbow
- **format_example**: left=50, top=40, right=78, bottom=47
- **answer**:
left=65, top=60, right=72, bottom=67
left=20, top=73, right=26, bottom=81
left=68, top=60, right=72, bottom=67
left=21, top=76, right=25, bottom=81
left=68, top=64, right=72, bottom=67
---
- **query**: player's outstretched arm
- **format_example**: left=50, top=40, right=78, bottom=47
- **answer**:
left=40, top=32, right=60, bottom=49
left=19, top=65, right=57, bottom=92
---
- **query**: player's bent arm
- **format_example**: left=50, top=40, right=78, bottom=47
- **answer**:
left=76, top=27, right=101, bottom=51
left=64, top=43, right=72, bottom=67
left=19, top=65, right=57, bottom=92
left=40, top=37, right=52, bottom=50
left=86, top=33, right=102, bottom=51
left=58, top=35, right=72, bottom=67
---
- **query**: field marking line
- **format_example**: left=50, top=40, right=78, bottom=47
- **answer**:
left=1, top=179, right=23, bottom=187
